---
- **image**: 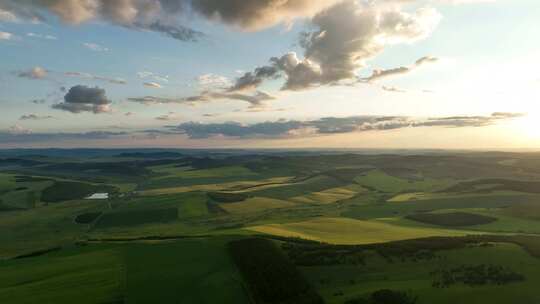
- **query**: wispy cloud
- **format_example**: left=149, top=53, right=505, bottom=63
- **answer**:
left=362, top=56, right=439, bottom=83
left=19, top=114, right=54, bottom=121
left=27, top=32, right=57, bottom=40
left=0, top=9, right=17, bottom=22
left=381, top=86, right=406, bottom=93
left=144, top=82, right=163, bottom=89
left=83, top=42, right=109, bottom=52
left=127, top=90, right=275, bottom=109
left=0, top=31, right=13, bottom=40
left=65, top=72, right=127, bottom=85
left=16, top=67, right=48, bottom=80
left=137, top=71, right=169, bottom=83
left=155, top=112, right=180, bottom=121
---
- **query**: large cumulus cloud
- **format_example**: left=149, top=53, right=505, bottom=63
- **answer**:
left=229, top=0, right=442, bottom=91
left=52, top=85, right=112, bottom=114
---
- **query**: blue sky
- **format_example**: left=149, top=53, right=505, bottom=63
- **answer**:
left=0, top=0, right=539, bottom=149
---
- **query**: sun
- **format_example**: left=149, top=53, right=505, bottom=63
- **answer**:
left=510, top=112, right=540, bottom=140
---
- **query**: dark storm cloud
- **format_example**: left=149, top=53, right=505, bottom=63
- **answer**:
left=52, top=85, right=112, bottom=114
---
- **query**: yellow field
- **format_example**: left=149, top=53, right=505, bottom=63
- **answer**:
left=140, top=177, right=293, bottom=196
left=290, top=184, right=365, bottom=204
left=220, top=197, right=297, bottom=214
left=246, top=217, right=468, bottom=245
left=387, top=192, right=430, bottom=202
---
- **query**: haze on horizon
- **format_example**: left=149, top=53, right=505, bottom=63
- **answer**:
left=1, top=0, right=539, bottom=150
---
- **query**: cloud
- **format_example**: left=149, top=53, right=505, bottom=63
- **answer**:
left=143, top=82, right=163, bottom=89
left=128, top=90, right=275, bottom=109
left=19, top=114, right=54, bottom=121
left=172, top=120, right=304, bottom=139
left=382, top=86, right=406, bottom=93
left=197, top=73, right=231, bottom=89
left=127, top=96, right=193, bottom=106
left=65, top=71, right=127, bottom=84
left=0, top=0, right=204, bottom=42
left=224, top=1, right=441, bottom=92
left=30, top=99, right=47, bottom=104
left=362, top=56, right=439, bottom=83
left=0, top=130, right=129, bottom=144
left=169, top=113, right=524, bottom=139
left=7, top=124, right=32, bottom=135
left=155, top=112, right=179, bottom=121
left=190, top=0, right=342, bottom=31
left=183, top=90, right=276, bottom=109
left=418, top=112, right=526, bottom=128
left=16, top=67, right=48, bottom=80
left=27, top=32, right=57, bottom=40
left=0, top=31, right=13, bottom=40
left=141, top=21, right=204, bottom=42
left=0, top=9, right=17, bottom=22
left=52, top=85, right=112, bottom=114
left=137, top=71, right=169, bottom=83
left=229, top=65, right=280, bottom=92
left=83, top=42, right=109, bottom=52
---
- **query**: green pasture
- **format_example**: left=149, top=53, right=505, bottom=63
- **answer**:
left=354, top=170, right=454, bottom=193
left=303, top=242, right=540, bottom=304
left=0, top=238, right=250, bottom=304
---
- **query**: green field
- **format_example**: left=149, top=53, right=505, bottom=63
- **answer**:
left=299, top=242, right=540, bottom=304
left=2, top=151, right=540, bottom=303
left=0, top=238, right=250, bottom=304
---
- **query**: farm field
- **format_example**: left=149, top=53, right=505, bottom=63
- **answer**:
left=247, top=217, right=469, bottom=244
left=2, top=150, right=540, bottom=303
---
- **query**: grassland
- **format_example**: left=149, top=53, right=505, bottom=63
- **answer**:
left=406, top=212, right=497, bottom=227
left=94, top=208, right=178, bottom=229
left=221, top=197, right=297, bottom=214
left=354, top=170, right=454, bottom=193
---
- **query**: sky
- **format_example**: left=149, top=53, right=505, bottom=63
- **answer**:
left=0, top=0, right=539, bottom=149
